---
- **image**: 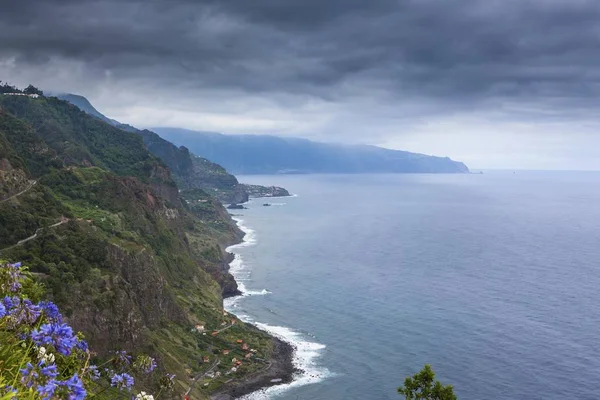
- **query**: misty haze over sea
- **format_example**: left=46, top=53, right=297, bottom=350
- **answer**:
left=225, top=171, right=600, bottom=400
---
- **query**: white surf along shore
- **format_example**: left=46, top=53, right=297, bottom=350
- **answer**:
left=224, top=213, right=332, bottom=399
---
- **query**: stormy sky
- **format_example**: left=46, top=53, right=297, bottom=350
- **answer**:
left=1, top=0, right=600, bottom=169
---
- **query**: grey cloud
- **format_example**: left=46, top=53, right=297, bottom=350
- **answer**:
left=1, top=0, right=600, bottom=168
left=2, top=0, right=599, bottom=99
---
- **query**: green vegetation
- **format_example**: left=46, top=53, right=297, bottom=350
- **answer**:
left=0, top=81, right=23, bottom=94
left=56, top=93, right=293, bottom=205
left=0, top=260, right=176, bottom=399
left=0, top=87, right=281, bottom=399
left=398, top=365, right=457, bottom=400
left=0, top=95, right=160, bottom=182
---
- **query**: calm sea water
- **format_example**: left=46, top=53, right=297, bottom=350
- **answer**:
left=225, top=172, right=600, bottom=400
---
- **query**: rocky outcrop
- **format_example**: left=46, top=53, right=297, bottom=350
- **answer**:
left=0, top=160, right=32, bottom=201
left=241, top=184, right=290, bottom=198
left=67, top=243, right=187, bottom=354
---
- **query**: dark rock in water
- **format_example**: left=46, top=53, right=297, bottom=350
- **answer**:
left=227, top=203, right=246, bottom=210
left=263, top=203, right=271, bottom=207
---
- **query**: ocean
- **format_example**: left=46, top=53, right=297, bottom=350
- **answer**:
left=224, top=172, right=600, bottom=400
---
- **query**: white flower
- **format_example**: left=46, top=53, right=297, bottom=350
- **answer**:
left=135, top=392, right=155, bottom=400
left=37, top=346, right=56, bottom=364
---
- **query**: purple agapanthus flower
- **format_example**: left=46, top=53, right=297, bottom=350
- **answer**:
left=19, top=362, right=38, bottom=388
left=40, top=362, right=58, bottom=379
left=2, top=296, right=18, bottom=311
left=31, top=323, right=78, bottom=356
left=0, top=302, right=6, bottom=318
left=115, top=350, right=132, bottom=365
left=111, top=372, right=135, bottom=390
left=87, top=365, right=101, bottom=381
left=37, top=380, right=58, bottom=400
left=3, top=262, right=23, bottom=292
left=38, top=301, right=62, bottom=322
left=62, top=374, right=86, bottom=400
left=75, top=340, right=88, bottom=352
left=11, top=299, right=41, bottom=325
left=2, top=385, right=18, bottom=396
left=146, top=357, right=157, bottom=373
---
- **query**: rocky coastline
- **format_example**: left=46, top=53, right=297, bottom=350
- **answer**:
left=215, top=217, right=298, bottom=399
left=210, top=336, right=297, bottom=400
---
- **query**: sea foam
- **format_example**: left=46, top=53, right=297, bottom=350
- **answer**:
left=225, top=217, right=331, bottom=398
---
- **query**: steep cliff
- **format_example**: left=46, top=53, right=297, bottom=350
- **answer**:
left=0, top=95, right=288, bottom=399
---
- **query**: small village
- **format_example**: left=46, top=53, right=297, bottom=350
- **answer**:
left=1, top=92, right=41, bottom=98
left=183, top=309, right=273, bottom=397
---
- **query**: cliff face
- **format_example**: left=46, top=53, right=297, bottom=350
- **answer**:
left=66, top=243, right=188, bottom=354
left=0, top=160, right=32, bottom=200
left=0, top=95, right=278, bottom=399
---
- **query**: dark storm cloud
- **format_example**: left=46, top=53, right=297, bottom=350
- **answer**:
left=2, top=0, right=599, bottom=101
left=2, top=0, right=600, bottom=169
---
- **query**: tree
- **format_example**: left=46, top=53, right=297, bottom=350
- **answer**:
left=23, top=84, right=43, bottom=95
left=398, top=364, right=457, bottom=400
left=0, top=80, right=20, bottom=94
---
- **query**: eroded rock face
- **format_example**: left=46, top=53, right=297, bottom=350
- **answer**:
left=0, top=160, right=32, bottom=201
left=0, top=158, right=13, bottom=171
left=149, top=164, right=179, bottom=205
left=67, top=244, right=188, bottom=354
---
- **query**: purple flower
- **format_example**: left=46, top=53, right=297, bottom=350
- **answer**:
left=62, top=374, right=86, bottom=400
left=31, top=323, right=78, bottom=356
left=20, top=362, right=38, bottom=388
left=135, top=355, right=157, bottom=374
left=40, top=363, right=58, bottom=379
left=87, top=365, right=101, bottom=381
left=146, top=357, right=157, bottom=373
left=76, top=339, right=88, bottom=352
left=115, top=350, right=132, bottom=365
left=111, top=372, right=135, bottom=390
left=2, top=262, right=23, bottom=292
left=37, top=380, right=58, bottom=400
left=2, top=385, right=17, bottom=396
left=11, top=299, right=41, bottom=325
left=3, top=296, right=17, bottom=311
left=38, top=301, right=62, bottom=322
left=0, top=302, right=6, bottom=318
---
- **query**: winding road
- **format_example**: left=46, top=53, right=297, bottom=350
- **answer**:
left=0, top=180, right=37, bottom=204
left=185, top=357, right=221, bottom=396
left=0, top=217, right=69, bottom=253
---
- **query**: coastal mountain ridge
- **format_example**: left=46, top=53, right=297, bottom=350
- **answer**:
left=152, top=127, right=470, bottom=175
left=55, top=94, right=289, bottom=204
left=0, top=91, right=294, bottom=399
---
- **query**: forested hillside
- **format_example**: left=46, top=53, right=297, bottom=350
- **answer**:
left=0, top=93, right=290, bottom=399
left=56, top=94, right=288, bottom=204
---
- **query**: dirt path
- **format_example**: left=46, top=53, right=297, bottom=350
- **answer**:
left=185, top=357, right=221, bottom=396
left=0, top=217, right=69, bottom=253
left=0, top=180, right=37, bottom=204
left=215, top=323, right=235, bottom=334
